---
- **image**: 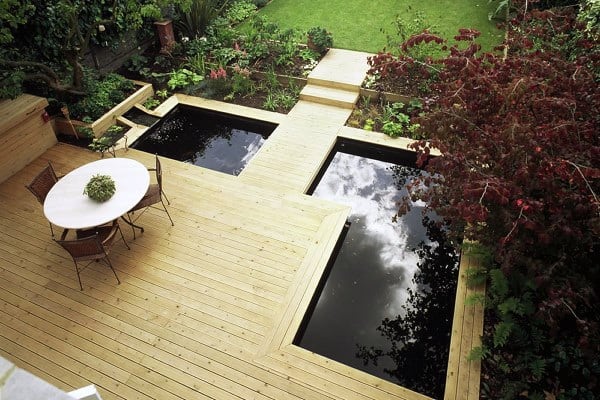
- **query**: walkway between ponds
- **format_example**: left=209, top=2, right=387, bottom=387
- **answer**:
left=238, top=48, right=372, bottom=193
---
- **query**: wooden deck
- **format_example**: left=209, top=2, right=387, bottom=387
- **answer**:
left=0, top=49, right=483, bottom=400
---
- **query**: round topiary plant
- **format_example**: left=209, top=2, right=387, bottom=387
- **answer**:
left=83, top=174, right=116, bottom=202
left=307, top=27, right=333, bottom=55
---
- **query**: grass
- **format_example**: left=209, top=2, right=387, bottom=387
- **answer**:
left=257, top=0, right=504, bottom=54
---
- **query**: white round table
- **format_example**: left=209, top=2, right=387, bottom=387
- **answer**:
left=44, top=158, right=150, bottom=230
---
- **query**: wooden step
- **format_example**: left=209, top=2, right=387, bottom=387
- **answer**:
left=299, top=84, right=358, bottom=109
left=307, top=76, right=358, bottom=92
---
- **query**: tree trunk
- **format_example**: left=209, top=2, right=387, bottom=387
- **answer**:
left=65, top=50, right=85, bottom=91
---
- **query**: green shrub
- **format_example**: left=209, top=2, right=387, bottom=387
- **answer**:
left=68, top=72, right=135, bottom=120
left=167, top=68, right=204, bottom=90
left=175, top=0, right=228, bottom=39
left=307, top=26, right=333, bottom=54
left=225, top=0, right=257, bottom=23
left=123, top=54, right=149, bottom=75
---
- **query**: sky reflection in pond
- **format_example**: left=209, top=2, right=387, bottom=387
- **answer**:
left=131, top=105, right=276, bottom=175
left=298, top=149, right=458, bottom=398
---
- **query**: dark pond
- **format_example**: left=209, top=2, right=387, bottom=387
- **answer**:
left=123, top=107, right=160, bottom=127
left=130, top=105, right=277, bottom=175
left=296, top=139, right=459, bottom=399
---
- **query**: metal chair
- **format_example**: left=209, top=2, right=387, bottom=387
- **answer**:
left=25, top=162, right=59, bottom=237
left=55, top=220, right=129, bottom=290
left=127, top=155, right=174, bottom=238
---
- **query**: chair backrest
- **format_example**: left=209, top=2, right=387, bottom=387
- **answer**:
left=56, top=235, right=105, bottom=262
left=26, top=162, right=58, bottom=204
left=155, top=154, right=163, bottom=189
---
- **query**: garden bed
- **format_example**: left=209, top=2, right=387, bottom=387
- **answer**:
left=53, top=81, right=153, bottom=138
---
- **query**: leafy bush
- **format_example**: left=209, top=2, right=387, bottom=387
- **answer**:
left=167, top=68, right=204, bottom=90
left=224, top=65, right=254, bottom=100
left=307, top=26, right=333, bottom=54
left=124, top=54, right=149, bottom=75
left=224, top=0, right=257, bottom=24
left=68, top=72, right=135, bottom=120
left=175, top=0, right=228, bottom=39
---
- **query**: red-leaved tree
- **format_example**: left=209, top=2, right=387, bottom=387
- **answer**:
left=379, top=5, right=599, bottom=398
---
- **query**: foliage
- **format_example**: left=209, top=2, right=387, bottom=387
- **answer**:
left=68, top=72, right=135, bottom=120
left=143, top=89, right=169, bottom=110
left=380, top=102, right=422, bottom=139
left=365, top=28, right=447, bottom=96
left=167, top=68, right=204, bottom=90
left=88, top=125, right=125, bottom=157
left=0, top=0, right=192, bottom=99
left=306, top=26, right=333, bottom=54
left=252, top=0, right=269, bottom=7
left=393, top=6, right=599, bottom=398
left=124, top=54, right=150, bottom=76
left=578, top=0, right=600, bottom=41
left=143, top=98, right=161, bottom=110
left=382, top=10, right=440, bottom=58
left=347, top=98, right=424, bottom=139
left=185, top=53, right=209, bottom=75
left=224, top=0, right=257, bottom=24
left=83, top=174, right=116, bottom=202
left=175, top=0, right=229, bottom=39
left=0, top=0, right=35, bottom=45
left=224, top=65, right=254, bottom=100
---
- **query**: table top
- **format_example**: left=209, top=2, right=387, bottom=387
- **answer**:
left=44, top=158, right=150, bottom=230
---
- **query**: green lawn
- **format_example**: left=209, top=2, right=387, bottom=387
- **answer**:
left=258, top=0, right=504, bottom=53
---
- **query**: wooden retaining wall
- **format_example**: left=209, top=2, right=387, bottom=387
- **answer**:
left=0, top=94, right=57, bottom=184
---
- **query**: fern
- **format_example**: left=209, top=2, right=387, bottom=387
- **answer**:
left=466, top=266, right=487, bottom=286
left=493, top=320, right=514, bottom=347
left=489, top=268, right=509, bottom=299
left=529, top=358, right=546, bottom=381
left=467, top=345, right=490, bottom=361
left=465, top=293, right=485, bottom=306
left=498, top=296, right=524, bottom=316
left=462, top=241, right=493, bottom=264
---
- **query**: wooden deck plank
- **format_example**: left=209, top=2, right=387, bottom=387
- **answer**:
left=0, top=142, right=364, bottom=400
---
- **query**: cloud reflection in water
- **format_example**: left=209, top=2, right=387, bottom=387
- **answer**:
left=300, top=151, right=434, bottom=381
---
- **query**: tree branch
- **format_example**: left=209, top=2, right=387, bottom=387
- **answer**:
left=0, top=59, right=60, bottom=82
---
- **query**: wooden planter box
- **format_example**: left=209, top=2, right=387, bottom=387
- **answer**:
left=53, top=81, right=153, bottom=138
left=0, top=94, right=57, bottom=184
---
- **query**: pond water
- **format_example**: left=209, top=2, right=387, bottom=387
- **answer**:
left=123, top=107, right=160, bottom=127
left=130, top=105, right=277, bottom=175
left=296, top=140, right=459, bottom=399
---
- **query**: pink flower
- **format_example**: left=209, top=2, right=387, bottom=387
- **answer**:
left=209, top=67, right=227, bottom=80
